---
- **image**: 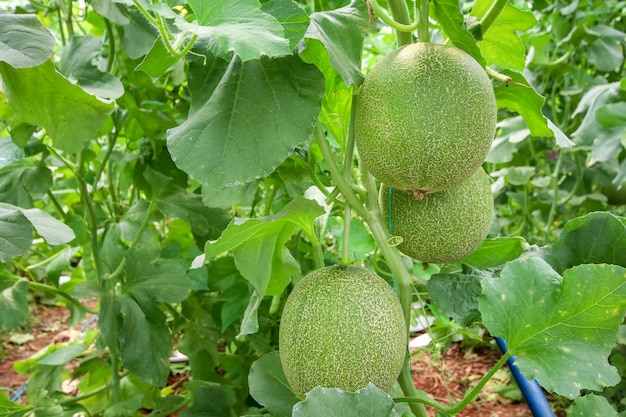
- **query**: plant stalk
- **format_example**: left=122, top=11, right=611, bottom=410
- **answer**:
left=479, top=0, right=508, bottom=35
left=385, top=0, right=414, bottom=46
left=417, top=0, right=430, bottom=43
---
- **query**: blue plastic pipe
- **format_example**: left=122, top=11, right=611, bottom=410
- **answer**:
left=495, top=337, right=555, bottom=417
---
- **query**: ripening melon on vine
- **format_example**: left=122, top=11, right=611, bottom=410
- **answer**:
left=355, top=42, right=497, bottom=196
left=379, top=168, right=493, bottom=264
left=279, top=265, right=407, bottom=399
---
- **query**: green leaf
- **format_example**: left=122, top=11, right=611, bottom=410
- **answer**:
left=588, top=37, right=623, bottom=73
left=123, top=244, right=192, bottom=305
left=432, top=0, right=485, bottom=66
left=179, top=384, right=237, bottom=417
left=479, top=257, right=626, bottom=398
left=0, top=61, right=114, bottom=153
left=0, top=204, right=32, bottom=261
left=102, top=394, right=143, bottom=417
left=541, top=211, right=626, bottom=274
left=494, top=70, right=553, bottom=138
left=0, top=14, right=55, bottom=68
left=20, top=208, right=75, bottom=245
left=0, top=390, right=29, bottom=416
left=470, top=0, right=537, bottom=71
left=0, top=137, right=25, bottom=169
left=460, top=237, right=527, bottom=269
left=568, top=394, right=618, bottom=417
left=135, top=38, right=181, bottom=78
left=206, top=196, right=322, bottom=294
left=0, top=279, right=29, bottom=330
left=292, top=384, right=399, bottom=417
left=303, top=0, right=378, bottom=87
left=205, top=196, right=323, bottom=335
left=91, top=0, right=129, bottom=25
left=113, top=295, right=173, bottom=386
left=99, top=245, right=192, bottom=385
left=58, top=36, right=124, bottom=100
left=261, top=0, right=310, bottom=50
left=167, top=53, right=324, bottom=190
left=572, top=82, right=621, bottom=147
left=249, top=352, right=299, bottom=417
left=428, top=274, right=482, bottom=327
left=299, top=39, right=353, bottom=146
left=597, top=102, right=626, bottom=127
left=184, top=0, right=291, bottom=61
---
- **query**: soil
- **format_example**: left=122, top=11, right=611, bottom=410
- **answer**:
left=410, top=343, right=567, bottom=417
left=1, top=304, right=567, bottom=416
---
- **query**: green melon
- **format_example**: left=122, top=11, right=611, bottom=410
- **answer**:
left=380, top=168, right=493, bottom=264
left=355, top=42, right=497, bottom=195
left=279, top=265, right=407, bottom=399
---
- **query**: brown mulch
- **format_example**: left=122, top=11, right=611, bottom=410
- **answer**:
left=411, top=342, right=566, bottom=417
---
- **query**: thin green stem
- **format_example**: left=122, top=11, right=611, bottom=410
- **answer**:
left=341, top=95, right=359, bottom=266
left=28, top=282, right=98, bottom=314
left=128, top=201, right=155, bottom=251
left=92, top=134, right=117, bottom=201
left=417, top=0, right=430, bottom=43
left=385, top=0, right=414, bottom=46
left=132, top=0, right=157, bottom=25
left=110, top=355, right=122, bottom=403
left=65, top=0, right=74, bottom=38
left=104, top=18, right=116, bottom=73
left=369, top=0, right=420, bottom=32
left=76, top=150, right=104, bottom=284
left=479, top=0, right=508, bottom=36
left=446, top=352, right=511, bottom=414
left=57, top=8, right=66, bottom=45
left=544, top=150, right=564, bottom=244
left=314, top=124, right=369, bottom=223
left=46, top=190, right=66, bottom=220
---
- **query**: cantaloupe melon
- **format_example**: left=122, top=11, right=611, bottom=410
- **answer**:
left=379, top=168, right=493, bottom=264
left=279, top=265, right=407, bottom=398
left=355, top=42, right=496, bottom=195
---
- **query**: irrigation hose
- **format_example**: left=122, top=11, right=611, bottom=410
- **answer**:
left=495, top=337, right=555, bottom=417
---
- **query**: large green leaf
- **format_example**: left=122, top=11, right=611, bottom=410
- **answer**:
left=0, top=204, right=32, bottom=261
left=470, top=0, right=537, bottom=71
left=167, top=53, right=324, bottom=191
left=58, top=36, right=124, bottom=100
left=0, top=279, right=29, bottom=330
left=432, top=0, right=485, bottom=66
left=183, top=0, right=291, bottom=61
left=0, top=14, right=55, bottom=68
left=541, top=211, right=626, bottom=274
left=249, top=352, right=299, bottom=417
left=479, top=257, right=626, bottom=398
left=0, top=61, right=114, bottom=153
left=292, top=384, right=399, bottom=417
left=303, top=0, right=378, bottom=87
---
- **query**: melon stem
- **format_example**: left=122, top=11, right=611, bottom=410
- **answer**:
left=315, top=117, right=429, bottom=417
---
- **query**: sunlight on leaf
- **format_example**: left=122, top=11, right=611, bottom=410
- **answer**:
left=0, top=14, right=55, bottom=68
left=479, top=257, right=626, bottom=398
